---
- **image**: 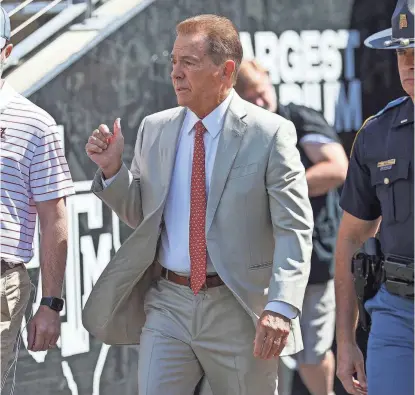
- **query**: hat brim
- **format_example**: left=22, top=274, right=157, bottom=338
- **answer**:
left=364, top=27, right=414, bottom=49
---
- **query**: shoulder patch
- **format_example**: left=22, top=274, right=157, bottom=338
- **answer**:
left=349, top=96, right=409, bottom=158
left=350, top=115, right=374, bottom=157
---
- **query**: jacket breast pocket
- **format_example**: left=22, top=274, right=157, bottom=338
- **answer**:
left=228, top=163, right=258, bottom=179
left=371, top=159, right=412, bottom=224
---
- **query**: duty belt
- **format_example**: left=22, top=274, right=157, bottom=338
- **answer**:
left=382, top=254, right=414, bottom=299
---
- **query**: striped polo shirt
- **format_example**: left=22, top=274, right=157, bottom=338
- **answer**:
left=0, top=81, right=75, bottom=263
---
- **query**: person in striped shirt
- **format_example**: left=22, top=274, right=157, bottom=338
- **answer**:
left=0, top=7, right=74, bottom=381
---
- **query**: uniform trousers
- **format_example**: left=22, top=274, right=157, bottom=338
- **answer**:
left=138, top=277, right=279, bottom=395
left=365, top=284, right=414, bottom=395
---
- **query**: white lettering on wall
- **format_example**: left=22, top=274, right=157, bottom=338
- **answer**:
left=240, top=29, right=363, bottom=133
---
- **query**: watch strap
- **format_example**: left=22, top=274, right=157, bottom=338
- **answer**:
left=40, top=297, right=64, bottom=312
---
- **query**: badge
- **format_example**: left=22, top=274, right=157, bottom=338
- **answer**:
left=377, top=159, right=396, bottom=171
left=399, top=14, right=408, bottom=29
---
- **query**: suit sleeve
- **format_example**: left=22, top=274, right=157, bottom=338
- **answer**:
left=266, top=119, right=313, bottom=314
left=91, top=117, right=146, bottom=229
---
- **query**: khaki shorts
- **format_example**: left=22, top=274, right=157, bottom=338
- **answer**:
left=1, top=264, right=31, bottom=381
left=296, top=280, right=335, bottom=365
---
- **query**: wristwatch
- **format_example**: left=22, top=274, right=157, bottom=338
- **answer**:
left=40, top=297, right=64, bottom=312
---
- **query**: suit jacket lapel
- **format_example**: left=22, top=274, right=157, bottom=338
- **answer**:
left=159, top=107, right=187, bottom=190
left=206, top=94, right=247, bottom=232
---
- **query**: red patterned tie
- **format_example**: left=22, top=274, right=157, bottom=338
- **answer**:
left=189, top=120, right=207, bottom=294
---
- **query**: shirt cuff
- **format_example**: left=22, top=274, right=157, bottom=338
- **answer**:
left=299, top=133, right=336, bottom=145
left=101, top=171, right=120, bottom=187
left=264, top=301, right=298, bottom=320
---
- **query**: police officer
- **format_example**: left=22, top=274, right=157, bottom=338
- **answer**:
left=335, top=1, right=414, bottom=395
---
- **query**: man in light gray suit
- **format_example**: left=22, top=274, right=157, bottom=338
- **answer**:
left=83, top=14, right=313, bottom=395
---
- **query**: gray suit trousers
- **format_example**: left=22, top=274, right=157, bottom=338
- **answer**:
left=138, top=278, right=279, bottom=395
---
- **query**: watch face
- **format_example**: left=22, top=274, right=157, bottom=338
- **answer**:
left=51, top=298, right=64, bottom=311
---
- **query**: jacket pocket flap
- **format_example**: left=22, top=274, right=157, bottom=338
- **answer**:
left=229, top=163, right=258, bottom=179
left=248, top=261, right=273, bottom=270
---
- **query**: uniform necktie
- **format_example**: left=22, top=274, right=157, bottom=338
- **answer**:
left=189, top=120, right=207, bottom=294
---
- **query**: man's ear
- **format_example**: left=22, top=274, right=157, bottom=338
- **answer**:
left=222, top=59, right=236, bottom=81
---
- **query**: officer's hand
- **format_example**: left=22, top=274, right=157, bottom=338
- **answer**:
left=85, top=118, right=124, bottom=179
left=253, top=310, right=290, bottom=359
left=337, top=342, right=367, bottom=395
left=27, top=306, right=60, bottom=352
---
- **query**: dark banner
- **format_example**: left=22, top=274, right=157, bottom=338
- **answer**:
left=3, top=0, right=400, bottom=394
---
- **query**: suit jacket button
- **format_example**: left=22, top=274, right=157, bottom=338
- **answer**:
left=384, top=177, right=390, bottom=185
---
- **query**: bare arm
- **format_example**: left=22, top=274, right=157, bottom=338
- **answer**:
left=335, top=211, right=381, bottom=345
left=36, top=197, right=68, bottom=297
left=302, top=141, right=348, bottom=197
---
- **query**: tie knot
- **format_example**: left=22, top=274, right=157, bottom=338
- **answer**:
left=194, top=120, right=206, bottom=136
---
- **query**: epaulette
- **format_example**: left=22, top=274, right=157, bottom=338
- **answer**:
left=373, top=96, right=409, bottom=118
left=350, top=96, right=409, bottom=157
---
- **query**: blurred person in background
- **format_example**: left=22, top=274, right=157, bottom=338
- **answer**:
left=0, top=6, right=74, bottom=382
left=83, top=14, right=314, bottom=395
left=335, top=1, right=414, bottom=394
left=235, top=59, right=349, bottom=395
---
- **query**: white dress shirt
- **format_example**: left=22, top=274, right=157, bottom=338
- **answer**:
left=103, top=89, right=297, bottom=319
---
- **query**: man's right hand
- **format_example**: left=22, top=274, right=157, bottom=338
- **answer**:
left=337, top=342, right=368, bottom=395
left=85, top=118, right=124, bottom=179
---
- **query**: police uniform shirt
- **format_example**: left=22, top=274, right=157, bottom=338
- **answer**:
left=340, top=96, right=414, bottom=259
left=277, top=103, right=342, bottom=284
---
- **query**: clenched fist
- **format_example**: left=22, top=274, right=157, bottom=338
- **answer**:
left=85, top=118, right=124, bottom=179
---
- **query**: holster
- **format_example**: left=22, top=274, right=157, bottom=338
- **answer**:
left=351, top=237, right=384, bottom=331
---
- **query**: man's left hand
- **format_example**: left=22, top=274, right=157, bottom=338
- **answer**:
left=27, top=306, right=61, bottom=351
left=253, top=310, right=290, bottom=359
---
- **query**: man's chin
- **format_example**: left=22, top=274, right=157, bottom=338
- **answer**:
left=402, top=81, right=414, bottom=99
left=175, top=93, right=191, bottom=106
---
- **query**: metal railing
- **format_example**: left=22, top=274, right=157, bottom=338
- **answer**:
left=6, top=0, right=95, bottom=39
left=4, top=0, right=99, bottom=71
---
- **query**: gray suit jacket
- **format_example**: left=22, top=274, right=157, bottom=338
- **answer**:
left=82, top=92, right=313, bottom=356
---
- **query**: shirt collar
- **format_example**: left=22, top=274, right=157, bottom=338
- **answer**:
left=0, top=81, right=17, bottom=115
left=184, top=89, right=234, bottom=138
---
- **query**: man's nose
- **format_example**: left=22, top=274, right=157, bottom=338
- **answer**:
left=171, top=63, right=183, bottom=79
